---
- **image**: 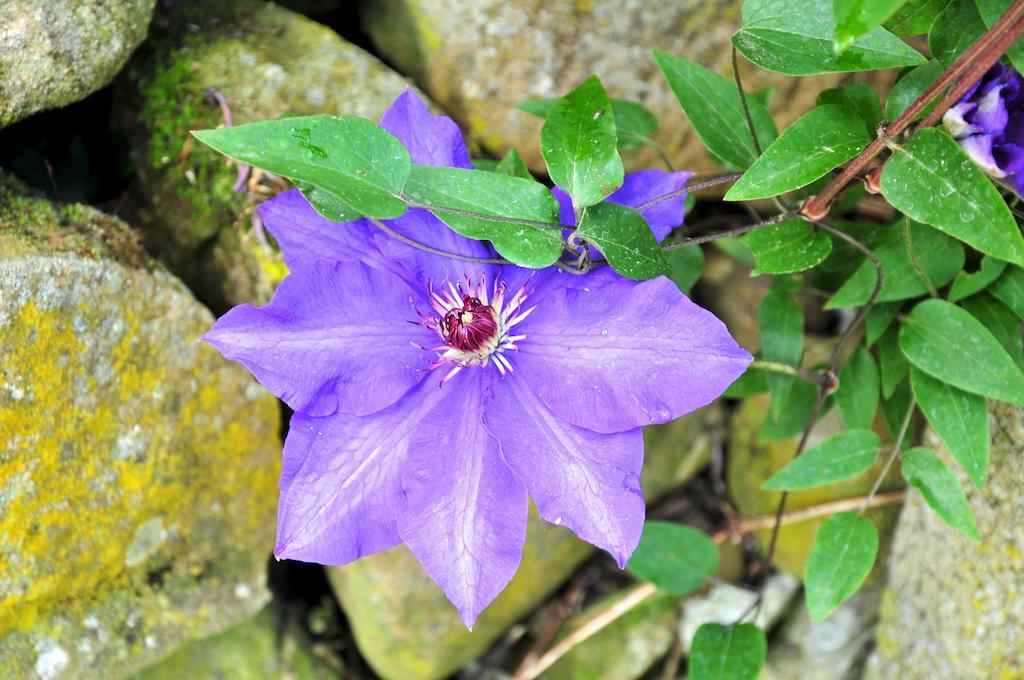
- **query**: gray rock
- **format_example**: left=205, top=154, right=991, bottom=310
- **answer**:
left=0, top=0, right=155, bottom=126
left=328, top=407, right=722, bottom=680
left=865, top=402, right=1024, bottom=679
left=361, top=0, right=895, bottom=175
left=0, top=175, right=281, bottom=678
left=120, top=0, right=425, bottom=309
left=679, top=573, right=801, bottom=652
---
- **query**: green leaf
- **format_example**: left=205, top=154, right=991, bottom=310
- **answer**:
left=763, top=429, right=881, bottom=491
left=928, top=0, right=987, bottom=67
left=948, top=256, right=1009, bottom=302
left=835, top=0, right=910, bottom=53
left=518, top=97, right=658, bottom=151
left=960, top=293, right=1024, bottom=370
left=759, top=285, right=805, bottom=419
left=974, top=0, right=1024, bottom=73
left=653, top=50, right=777, bottom=169
left=713, top=236, right=756, bottom=266
left=192, top=115, right=410, bottom=218
left=882, top=375, right=914, bottom=437
left=761, top=379, right=822, bottom=441
left=494, top=148, right=533, bottom=179
left=881, top=129, right=1024, bottom=266
left=885, top=0, right=953, bottom=35
left=899, top=298, right=1024, bottom=404
left=879, top=324, right=910, bottom=398
left=540, top=75, right=623, bottom=209
left=295, top=180, right=361, bottom=222
left=837, top=347, right=880, bottom=429
left=689, top=623, right=766, bottom=680
left=726, top=105, right=870, bottom=201
left=733, top=0, right=926, bottom=76
left=576, top=202, right=666, bottom=280
left=884, top=59, right=944, bottom=121
left=817, top=83, right=883, bottom=135
left=723, top=363, right=769, bottom=398
left=804, top=512, right=879, bottom=622
left=865, top=301, right=902, bottom=345
left=403, top=165, right=563, bottom=268
left=911, top=369, right=990, bottom=487
left=743, top=220, right=833, bottom=275
left=627, top=521, right=719, bottom=595
left=989, top=265, right=1024, bottom=318
left=901, top=447, right=981, bottom=540
left=827, top=221, right=965, bottom=309
left=665, top=244, right=704, bottom=293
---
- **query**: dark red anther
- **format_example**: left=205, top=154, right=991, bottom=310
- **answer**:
left=442, top=295, right=498, bottom=352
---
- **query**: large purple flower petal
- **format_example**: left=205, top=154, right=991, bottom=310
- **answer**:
left=202, top=259, right=433, bottom=417
left=514, top=275, right=752, bottom=433
left=275, top=375, right=453, bottom=564
left=486, top=376, right=645, bottom=566
left=379, top=89, right=473, bottom=169
left=397, top=369, right=528, bottom=628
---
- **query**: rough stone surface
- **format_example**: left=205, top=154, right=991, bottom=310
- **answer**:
left=0, top=0, right=156, bottom=127
left=361, top=0, right=895, bottom=175
left=133, top=605, right=333, bottom=680
left=865, top=402, right=1024, bottom=679
left=120, top=0, right=423, bottom=311
left=329, top=407, right=722, bottom=680
left=0, top=175, right=281, bottom=678
left=545, top=588, right=680, bottom=680
left=727, top=394, right=904, bottom=576
left=763, top=587, right=882, bottom=680
left=679, top=573, right=801, bottom=652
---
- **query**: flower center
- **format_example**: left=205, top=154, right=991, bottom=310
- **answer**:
left=422, top=274, right=535, bottom=384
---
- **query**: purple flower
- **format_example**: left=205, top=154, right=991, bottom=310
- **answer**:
left=944, top=62, right=1024, bottom=194
left=202, top=91, right=751, bottom=627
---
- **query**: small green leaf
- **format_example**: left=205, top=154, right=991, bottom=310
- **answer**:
left=744, top=220, right=833, bottom=275
left=837, top=347, right=880, bottom=429
left=576, top=202, right=666, bottom=280
left=192, top=115, right=410, bottom=218
left=540, top=75, right=623, bottom=209
left=901, top=447, right=981, bottom=540
left=879, top=324, right=910, bottom=398
left=911, top=369, right=990, bottom=487
left=865, top=301, right=902, bottom=345
left=653, top=50, right=777, bottom=169
left=835, top=0, right=910, bottom=54
left=759, top=285, right=805, bottom=419
left=885, top=59, right=944, bottom=121
left=627, top=521, right=719, bottom=595
left=734, top=0, right=926, bottom=76
left=960, top=293, right=1024, bottom=370
left=974, top=0, right=1024, bottom=73
left=805, top=512, right=879, bottom=622
left=817, top=83, right=883, bottom=135
left=881, top=129, right=1024, bottom=266
left=295, top=181, right=361, bottom=222
left=494, top=148, right=533, bottom=179
left=763, top=429, right=881, bottom=491
left=726, top=105, right=870, bottom=201
left=989, top=265, right=1024, bottom=318
left=665, top=244, right=704, bottom=293
left=689, top=623, right=766, bottom=680
left=723, top=363, right=769, bottom=398
left=518, top=97, right=658, bottom=151
left=881, top=376, right=914, bottom=438
left=948, top=256, right=1009, bottom=302
left=403, top=165, right=563, bottom=268
left=827, top=221, right=964, bottom=309
left=899, top=298, right=1024, bottom=404
left=761, top=379, right=822, bottom=441
left=885, top=0, right=953, bottom=35
left=928, top=0, right=987, bottom=67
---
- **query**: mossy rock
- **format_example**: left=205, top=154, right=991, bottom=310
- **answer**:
left=0, top=175, right=281, bottom=678
left=0, top=0, right=156, bottom=127
left=328, top=406, right=721, bottom=680
left=865, top=402, right=1024, bottom=679
left=727, top=393, right=904, bottom=577
left=360, top=0, right=895, bottom=176
left=132, top=605, right=334, bottom=680
left=120, top=0, right=422, bottom=310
